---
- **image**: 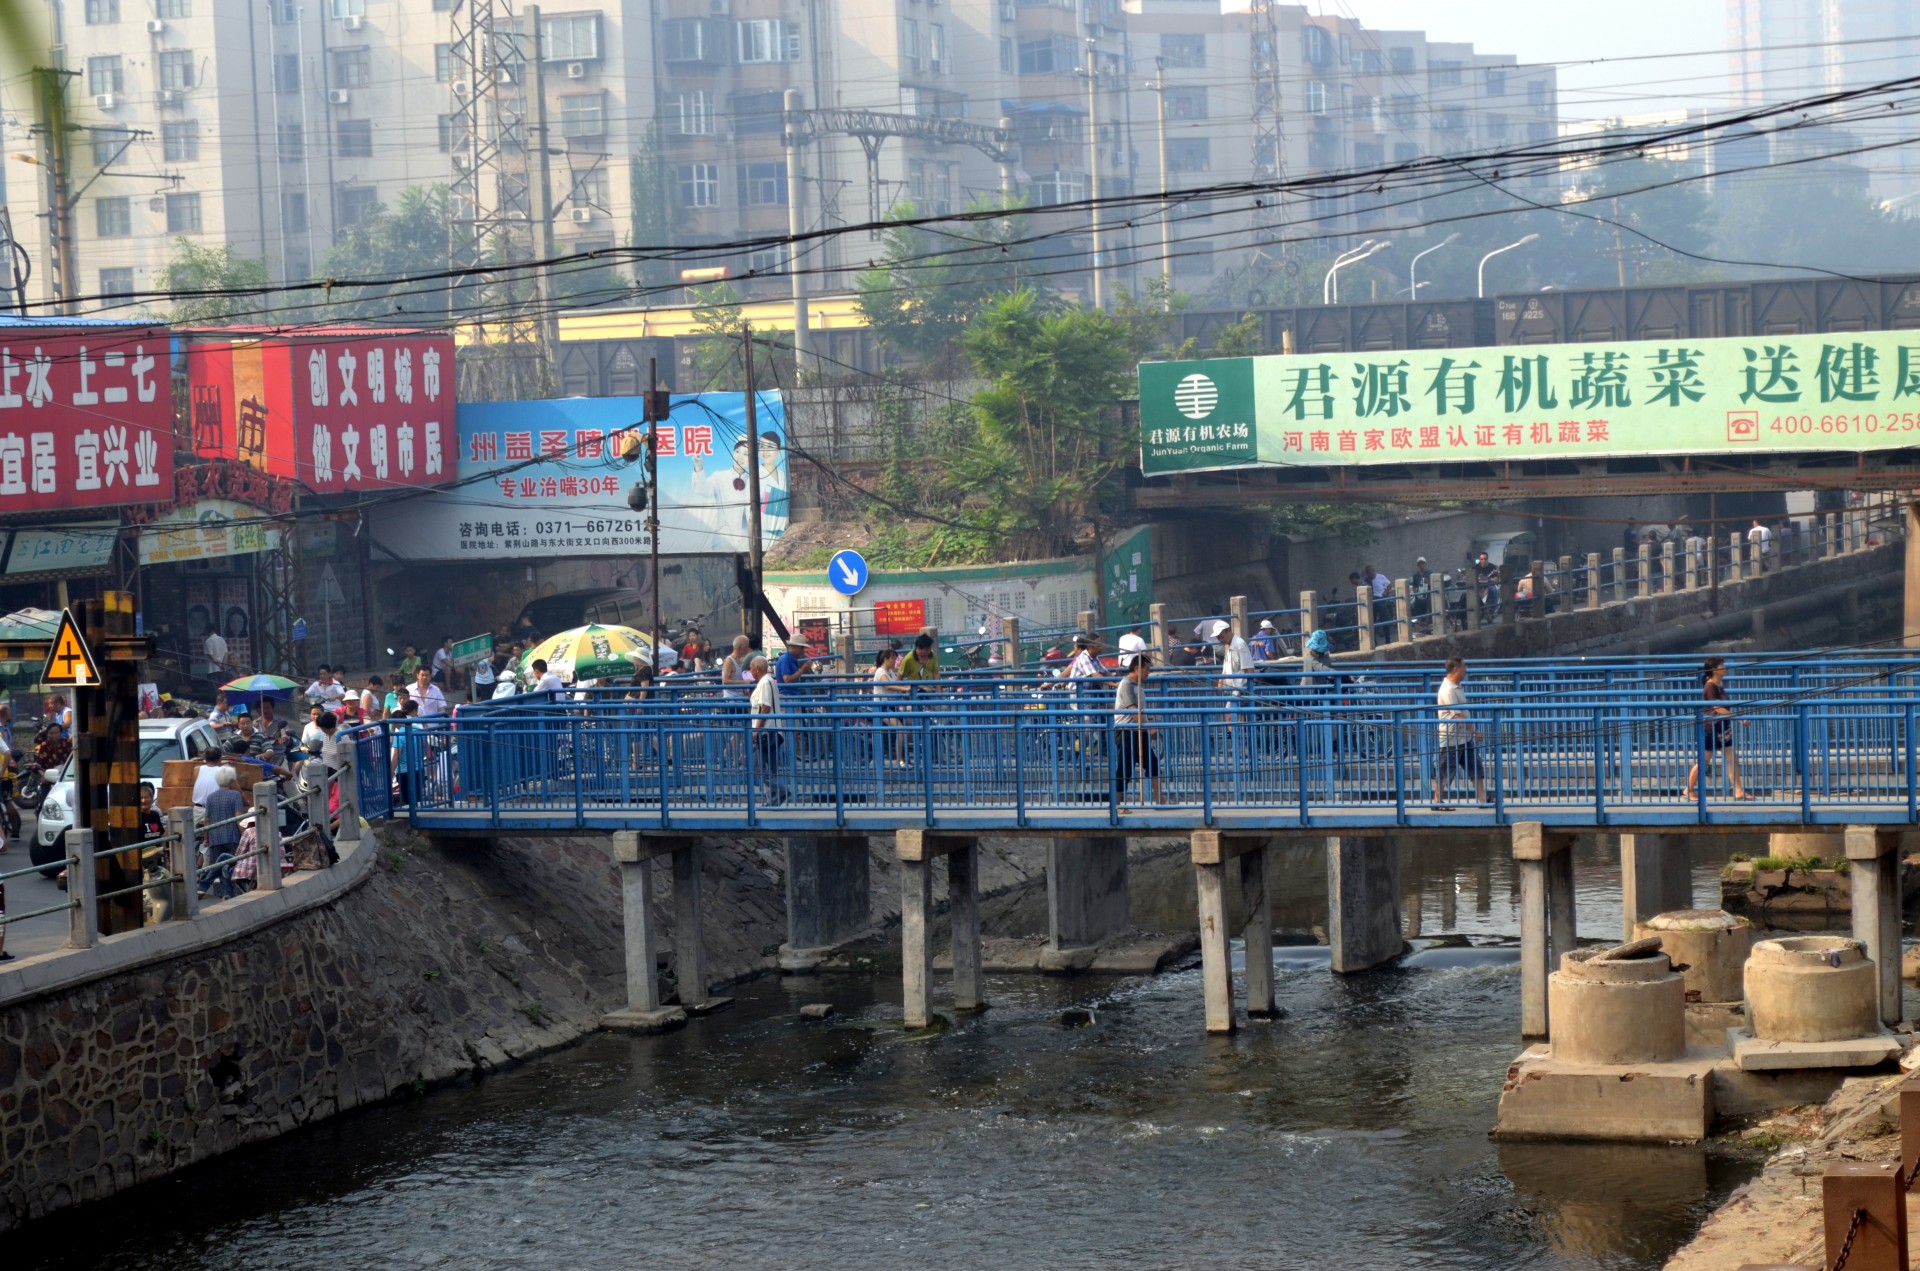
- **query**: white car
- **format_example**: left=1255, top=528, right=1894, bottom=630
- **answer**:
left=33, top=718, right=222, bottom=854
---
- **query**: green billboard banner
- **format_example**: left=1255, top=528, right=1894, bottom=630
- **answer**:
left=1139, top=330, right=1920, bottom=476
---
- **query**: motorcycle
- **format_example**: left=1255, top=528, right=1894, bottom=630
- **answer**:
left=13, top=757, right=50, bottom=812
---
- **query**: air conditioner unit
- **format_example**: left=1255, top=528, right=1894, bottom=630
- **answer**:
left=327, top=88, right=350, bottom=104
left=569, top=207, right=593, bottom=223
left=156, top=88, right=180, bottom=105
left=342, top=13, right=363, bottom=28
left=94, top=92, right=118, bottom=109
left=145, top=18, right=165, bottom=33
left=565, top=61, right=586, bottom=78
left=148, top=196, right=166, bottom=212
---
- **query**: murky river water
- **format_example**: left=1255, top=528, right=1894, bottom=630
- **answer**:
left=14, top=837, right=1847, bottom=1271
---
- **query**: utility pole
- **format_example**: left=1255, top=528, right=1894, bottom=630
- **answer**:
left=1153, top=58, right=1171, bottom=300
left=0, top=209, right=31, bottom=315
left=646, top=357, right=664, bottom=660
left=1085, top=40, right=1103, bottom=310
left=743, top=323, right=764, bottom=649
left=32, top=67, right=79, bottom=315
left=527, top=6, right=559, bottom=383
left=784, top=89, right=809, bottom=384
left=1612, top=197, right=1627, bottom=289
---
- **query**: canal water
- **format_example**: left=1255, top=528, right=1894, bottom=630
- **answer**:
left=18, top=838, right=1806, bottom=1270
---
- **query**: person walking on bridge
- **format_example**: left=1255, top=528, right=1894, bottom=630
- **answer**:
left=1431, top=658, right=1486, bottom=812
left=1113, top=653, right=1161, bottom=809
left=1684, top=656, right=1748, bottom=802
left=749, top=655, right=789, bottom=806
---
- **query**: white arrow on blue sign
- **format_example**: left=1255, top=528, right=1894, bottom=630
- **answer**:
left=828, top=549, right=870, bottom=597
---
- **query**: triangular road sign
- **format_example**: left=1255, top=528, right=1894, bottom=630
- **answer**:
left=42, top=610, right=101, bottom=688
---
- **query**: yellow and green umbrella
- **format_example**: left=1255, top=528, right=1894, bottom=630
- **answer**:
left=518, top=624, right=654, bottom=683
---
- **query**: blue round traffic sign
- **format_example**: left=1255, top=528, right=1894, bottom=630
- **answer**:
left=828, top=549, right=870, bottom=597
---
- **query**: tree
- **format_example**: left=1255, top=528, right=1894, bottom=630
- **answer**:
left=161, top=240, right=273, bottom=324
left=317, top=185, right=455, bottom=322
left=686, top=282, right=792, bottom=390
left=853, top=198, right=1037, bottom=370
left=628, top=124, right=680, bottom=295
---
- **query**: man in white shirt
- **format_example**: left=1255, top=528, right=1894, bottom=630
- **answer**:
left=1219, top=623, right=1253, bottom=692
left=203, top=630, right=229, bottom=677
left=305, top=666, right=348, bottom=708
left=531, top=658, right=564, bottom=694
left=748, top=654, right=788, bottom=805
left=1431, top=657, right=1485, bottom=810
left=1066, top=634, right=1102, bottom=681
left=408, top=667, right=448, bottom=717
left=1748, top=519, right=1772, bottom=571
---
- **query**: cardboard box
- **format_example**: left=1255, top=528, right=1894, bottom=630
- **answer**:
left=162, top=759, right=201, bottom=785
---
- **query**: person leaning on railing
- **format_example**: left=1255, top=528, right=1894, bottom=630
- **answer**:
left=202, top=766, right=248, bottom=900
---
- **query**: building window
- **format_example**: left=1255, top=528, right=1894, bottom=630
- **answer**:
left=282, top=190, right=308, bottom=234
left=557, top=91, right=604, bottom=139
left=87, top=56, right=125, bottom=96
left=1388, top=47, right=1414, bottom=74
left=1360, top=48, right=1382, bottom=74
left=1165, top=138, right=1209, bottom=173
left=1441, top=105, right=1467, bottom=132
left=1527, top=79, right=1550, bottom=110
left=542, top=13, right=602, bottom=60
left=271, top=0, right=296, bottom=22
left=736, top=19, right=794, bottom=63
left=435, top=44, right=452, bottom=82
left=1486, top=67, right=1508, bottom=97
left=737, top=161, right=786, bottom=206
left=436, top=114, right=453, bottom=152
left=901, top=18, right=919, bottom=69
left=431, top=0, right=453, bottom=11
left=162, top=120, right=199, bottom=161
left=1388, top=94, right=1418, bottom=126
left=332, top=48, right=370, bottom=87
left=1431, top=59, right=1462, bottom=86
left=90, top=127, right=130, bottom=166
left=1305, top=81, right=1327, bottom=115
left=729, top=89, right=783, bottom=135
left=95, top=196, right=132, bottom=238
left=1527, top=121, right=1552, bottom=144
left=1171, top=242, right=1212, bottom=277
left=1302, top=25, right=1329, bottom=66
left=166, top=192, right=202, bottom=233
left=929, top=23, right=945, bottom=73
left=1350, top=93, right=1374, bottom=126
left=1393, top=142, right=1420, bottom=162
left=158, top=0, right=191, bottom=14
left=279, top=122, right=304, bottom=159
left=1018, top=37, right=1074, bottom=74
left=746, top=243, right=790, bottom=275
left=274, top=54, right=300, bottom=92
left=99, top=268, right=134, bottom=298
left=676, top=162, right=718, bottom=208
left=999, top=37, right=1013, bottom=73
left=661, top=18, right=722, bottom=63
left=1030, top=171, right=1083, bottom=205
left=284, top=246, right=311, bottom=280
left=670, top=90, right=713, bottom=135
left=1354, top=142, right=1383, bottom=167
left=1486, top=113, right=1508, bottom=142
left=337, top=186, right=379, bottom=226
left=1164, top=88, right=1206, bottom=120
left=331, top=0, right=365, bottom=16
left=337, top=119, right=372, bottom=156
left=571, top=168, right=609, bottom=209
left=158, top=50, right=195, bottom=91
left=84, top=0, right=119, bottom=24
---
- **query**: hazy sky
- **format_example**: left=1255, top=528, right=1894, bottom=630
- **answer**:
left=1332, top=1, right=1732, bottom=121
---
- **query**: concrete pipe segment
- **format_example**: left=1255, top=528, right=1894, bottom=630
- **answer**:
left=1743, top=936, right=1878, bottom=1043
left=1548, top=940, right=1687, bottom=1066
left=1633, top=909, right=1753, bottom=1004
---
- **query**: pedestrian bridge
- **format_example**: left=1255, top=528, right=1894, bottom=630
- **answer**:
left=373, top=652, right=1920, bottom=835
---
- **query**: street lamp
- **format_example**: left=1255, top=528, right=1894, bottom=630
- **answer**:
left=1325, top=239, right=1390, bottom=304
left=1394, top=281, right=1432, bottom=298
left=1477, top=233, right=1540, bottom=298
left=1408, top=232, right=1459, bottom=299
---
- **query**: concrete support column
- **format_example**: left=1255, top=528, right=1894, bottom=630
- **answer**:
left=1619, top=833, right=1690, bottom=942
left=1636, top=544, right=1652, bottom=598
left=1466, top=577, right=1481, bottom=631
left=1149, top=602, right=1169, bottom=663
left=1659, top=542, right=1676, bottom=594
left=896, top=830, right=979, bottom=1028
left=1393, top=578, right=1412, bottom=645
left=1611, top=547, right=1627, bottom=602
left=1684, top=537, right=1703, bottom=591
left=782, top=834, right=872, bottom=969
left=672, top=843, right=711, bottom=1007
left=1194, top=857, right=1234, bottom=1033
left=252, top=781, right=282, bottom=892
left=1823, top=511, right=1840, bottom=559
left=1045, top=835, right=1129, bottom=953
left=1356, top=601, right=1375, bottom=653
left=1001, top=614, right=1022, bottom=671
left=900, top=856, right=934, bottom=1028
left=1730, top=531, right=1746, bottom=581
left=1298, top=590, right=1318, bottom=639
left=1327, top=836, right=1404, bottom=973
left=1584, top=552, right=1600, bottom=609
left=1240, top=847, right=1277, bottom=1017
left=335, top=744, right=361, bottom=845
left=167, top=806, right=199, bottom=922
left=67, top=828, right=98, bottom=949
left=1228, top=594, right=1248, bottom=643
left=604, top=831, right=685, bottom=1029
left=1905, top=501, right=1920, bottom=649
left=1845, top=825, right=1904, bottom=1025
left=1514, top=823, right=1576, bottom=1039
left=949, top=842, right=984, bottom=1012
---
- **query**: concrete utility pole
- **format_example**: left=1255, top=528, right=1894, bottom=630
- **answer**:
left=646, top=357, right=664, bottom=660
left=784, top=89, right=809, bottom=383
left=743, top=324, right=764, bottom=649
left=32, top=67, right=79, bottom=315
left=527, top=7, right=560, bottom=374
left=1085, top=40, right=1103, bottom=310
left=1153, top=59, right=1172, bottom=298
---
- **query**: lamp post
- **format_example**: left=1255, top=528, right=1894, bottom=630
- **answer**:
left=1409, top=231, right=1459, bottom=299
left=1393, top=281, right=1431, bottom=299
left=1324, top=239, right=1389, bottom=304
left=1477, top=233, right=1540, bottom=298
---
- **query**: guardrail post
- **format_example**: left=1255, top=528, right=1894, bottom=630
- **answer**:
left=1823, top=511, right=1839, bottom=558
left=1729, top=531, right=1746, bottom=580
left=1636, top=543, right=1652, bottom=598
left=1500, top=573, right=1517, bottom=625
left=1659, top=541, right=1675, bottom=594
left=67, top=827, right=98, bottom=949
left=1356, top=600, right=1375, bottom=653
left=1298, top=591, right=1318, bottom=640
left=1150, top=602, right=1169, bottom=662
left=1393, top=579, right=1412, bottom=644
left=167, top=806, right=198, bottom=922
left=840, top=614, right=857, bottom=675
left=336, top=743, right=361, bottom=845
left=1684, top=537, right=1702, bottom=590
left=1001, top=614, right=1021, bottom=670
left=1465, top=576, right=1480, bottom=631
left=301, top=758, right=334, bottom=865
left=1823, top=1161, right=1905, bottom=1271
left=253, top=780, right=282, bottom=892
left=1527, top=560, right=1545, bottom=621
left=1584, top=552, right=1600, bottom=609
left=1228, top=595, right=1248, bottom=644
left=1610, top=547, right=1626, bottom=602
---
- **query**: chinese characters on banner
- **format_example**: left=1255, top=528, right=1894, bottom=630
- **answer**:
left=0, top=328, right=171, bottom=512
left=1139, top=330, right=1920, bottom=476
left=185, top=331, right=456, bottom=493
left=872, top=599, right=928, bottom=636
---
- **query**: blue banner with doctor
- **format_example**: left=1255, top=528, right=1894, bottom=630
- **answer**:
left=369, top=392, right=789, bottom=560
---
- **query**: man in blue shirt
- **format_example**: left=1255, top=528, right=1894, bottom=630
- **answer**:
left=775, top=636, right=811, bottom=685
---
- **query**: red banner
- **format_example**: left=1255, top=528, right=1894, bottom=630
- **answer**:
left=186, top=329, right=456, bottom=495
left=873, top=599, right=927, bottom=636
left=0, top=326, right=173, bottom=513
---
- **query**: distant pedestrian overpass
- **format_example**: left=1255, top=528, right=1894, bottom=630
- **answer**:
left=377, top=653, right=1920, bottom=836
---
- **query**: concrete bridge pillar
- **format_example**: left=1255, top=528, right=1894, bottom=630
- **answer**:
left=1619, top=833, right=1691, bottom=941
left=1845, top=826, right=1904, bottom=1025
left=1515, top=823, right=1577, bottom=1039
left=604, top=832, right=707, bottom=1030
left=781, top=834, right=873, bottom=971
left=1327, top=836, right=1404, bottom=974
left=1189, top=831, right=1279, bottom=1033
left=897, top=830, right=983, bottom=1028
left=1042, top=835, right=1129, bottom=966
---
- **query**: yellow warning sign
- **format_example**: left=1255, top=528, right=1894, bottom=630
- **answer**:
left=42, top=610, right=101, bottom=688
